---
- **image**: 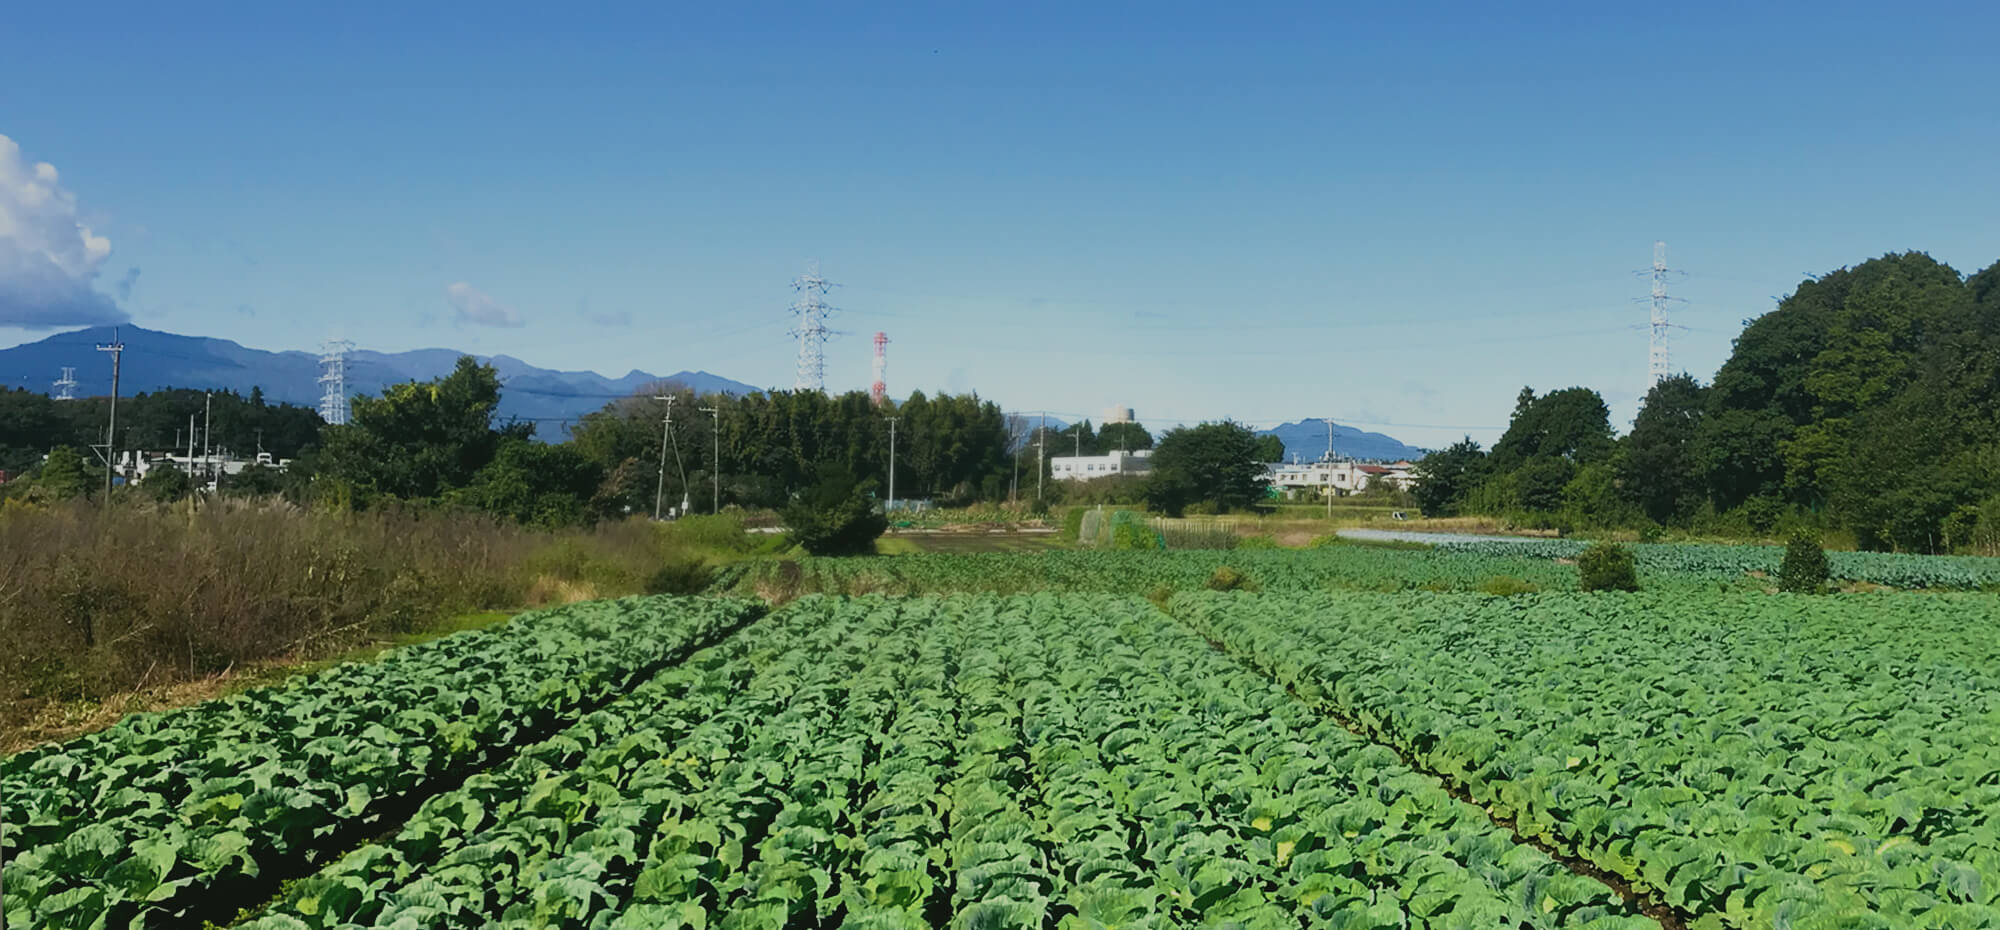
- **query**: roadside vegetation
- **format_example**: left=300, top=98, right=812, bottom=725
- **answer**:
left=0, top=501, right=766, bottom=748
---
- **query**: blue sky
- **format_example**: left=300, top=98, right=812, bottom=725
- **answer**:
left=2, top=1, right=1995, bottom=447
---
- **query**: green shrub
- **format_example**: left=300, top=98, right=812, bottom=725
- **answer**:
left=781, top=465, right=888, bottom=556
left=661, top=513, right=752, bottom=554
left=1475, top=575, right=1540, bottom=597
left=1577, top=542, right=1639, bottom=592
left=645, top=558, right=715, bottom=595
left=1778, top=529, right=1830, bottom=593
left=1236, top=534, right=1280, bottom=550
left=1204, top=566, right=1258, bottom=592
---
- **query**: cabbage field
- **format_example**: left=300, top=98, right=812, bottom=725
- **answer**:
left=10, top=546, right=2000, bottom=929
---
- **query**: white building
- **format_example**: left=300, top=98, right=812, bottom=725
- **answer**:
left=1266, top=458, right=1420, bottom=496
left=1051, top=449, right=1153, bottom=481
left=1267, top=459, right=1373, bottom=495
left=115, top=450, right=291, bottom=483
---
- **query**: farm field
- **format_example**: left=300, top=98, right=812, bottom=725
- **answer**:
left=717, top=539, right=2000, bottom=598
left=10, top=546, right=2000, bottom=929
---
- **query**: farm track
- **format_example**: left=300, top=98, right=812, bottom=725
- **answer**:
left=1151, top=597, right=1687, bottom=930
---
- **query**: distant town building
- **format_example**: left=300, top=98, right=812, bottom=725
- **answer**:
left=1103, top=405, right=1135, bottom=424
left=1265, top=458, right=1418, bottom=497
left=114, top=450, right=292, bottom=487
left=1051, top=449, right=1153, bottom=481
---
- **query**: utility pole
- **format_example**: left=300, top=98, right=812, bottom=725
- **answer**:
left=653, top=395, right=677, bottom=520
left=699, top=406, right=720, bottom=514
left=95, top=333, right=124, bottom=502
left=886, top=416, right=901, bottom=514
left=1322, top=418, right=1337, bottom=521
left=202, top=392, right=213, bottom=489
left=1036, top=412, right=1047, bottom=501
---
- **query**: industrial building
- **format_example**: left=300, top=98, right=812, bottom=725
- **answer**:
left=1050, top=449, right=1154, bottom=481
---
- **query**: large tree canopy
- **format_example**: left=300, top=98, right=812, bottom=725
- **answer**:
left=314, top=357, right=528, bottom=502
left=1143, top=420, right=1271, bottom=517
left=1620, top=374, right=1707, bottom=525
left=1432, top=252, right=2000, bottom=552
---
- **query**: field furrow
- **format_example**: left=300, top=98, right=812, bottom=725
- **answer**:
left=1175, top=589, right=2000, bottom=928
left=3, top=596, right=763, bottom=930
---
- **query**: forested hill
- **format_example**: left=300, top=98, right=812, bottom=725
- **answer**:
left=1415, top=251, right=2000, bottom=553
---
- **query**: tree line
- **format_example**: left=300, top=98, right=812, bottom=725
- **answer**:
left=0, top=386, right=321, bottom=477
left=3, top=356, right=1023, bottom=526
left=1414, top=251, right=2000, bottom=553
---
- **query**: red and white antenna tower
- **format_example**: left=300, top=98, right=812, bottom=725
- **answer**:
left=870, top=331, right=889, bottom=406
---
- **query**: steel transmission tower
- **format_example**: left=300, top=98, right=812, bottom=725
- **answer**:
left=789, top=264, right=837, bottom=392
left=870, top=331, right=889, bottom=406
left=318, top=340, right=354, bottom=425
left=52, top=367, right=78, bottom=401
left=1644, top=241, right=1684, bottom=386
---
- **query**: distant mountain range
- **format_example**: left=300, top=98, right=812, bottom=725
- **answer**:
left=1256, top=419, right=1426, bottom=462
left=0, top=326, right=761, bottom=432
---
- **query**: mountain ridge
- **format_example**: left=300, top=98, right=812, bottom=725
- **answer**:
left=1256, top=418, right=1426, bottom=462
left=0, top=326, right=762, bottom=431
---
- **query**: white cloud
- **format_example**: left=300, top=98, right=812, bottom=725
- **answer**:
left=445, top=281, right=524, bottom=328
left=0, top=134, right=125, bottom=328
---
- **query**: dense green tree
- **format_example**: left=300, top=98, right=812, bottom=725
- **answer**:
left=1489, top=387, right=1613, bottom=471
left=1620, top=374, right=1708, bottom=525
left=1143, top=420, right=1270, bottom=517
left=0, top=389, right=63, bottom=475
left=1411, top=438, right=1487, bottom=517
left=782, top=464, right=887, bottom=555
left=450, top=438, right=607, bottom=527
left=569, top=386, right=1011, bottom=512
left=142, top=465, right=193, bottom=503
left=1096, top=422, right=1154, bottom=453
left=35, top=446, right=92, bottom=500
left=1512, top=456, right=1575, bottom=514
left=315, top=357, right=527, bottom=502
left=1563, top=460, right=1639, bottom=530
left=224, top=463, right=287, bottom=497
left=1252, top=434, right=1285, bottom=463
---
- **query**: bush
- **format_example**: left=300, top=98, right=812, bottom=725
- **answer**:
left=645, top=558, right=715, bottom=595
left=1476, top=575, right=1540, bottom=597
left=1778, top=529, right=1830, bottom=593
left=1235, top=534, right=1280, bottom=550
left=1577, top=542, right=1639, bottom=592
left=142, top=466, right=194, bottom=503
left=781, top=465, right=888, bottom=556
left=1204, top=566, right=1258, bottom=592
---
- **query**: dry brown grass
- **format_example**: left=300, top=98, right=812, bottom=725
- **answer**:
left=0, top=500, right=694, bottom=740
